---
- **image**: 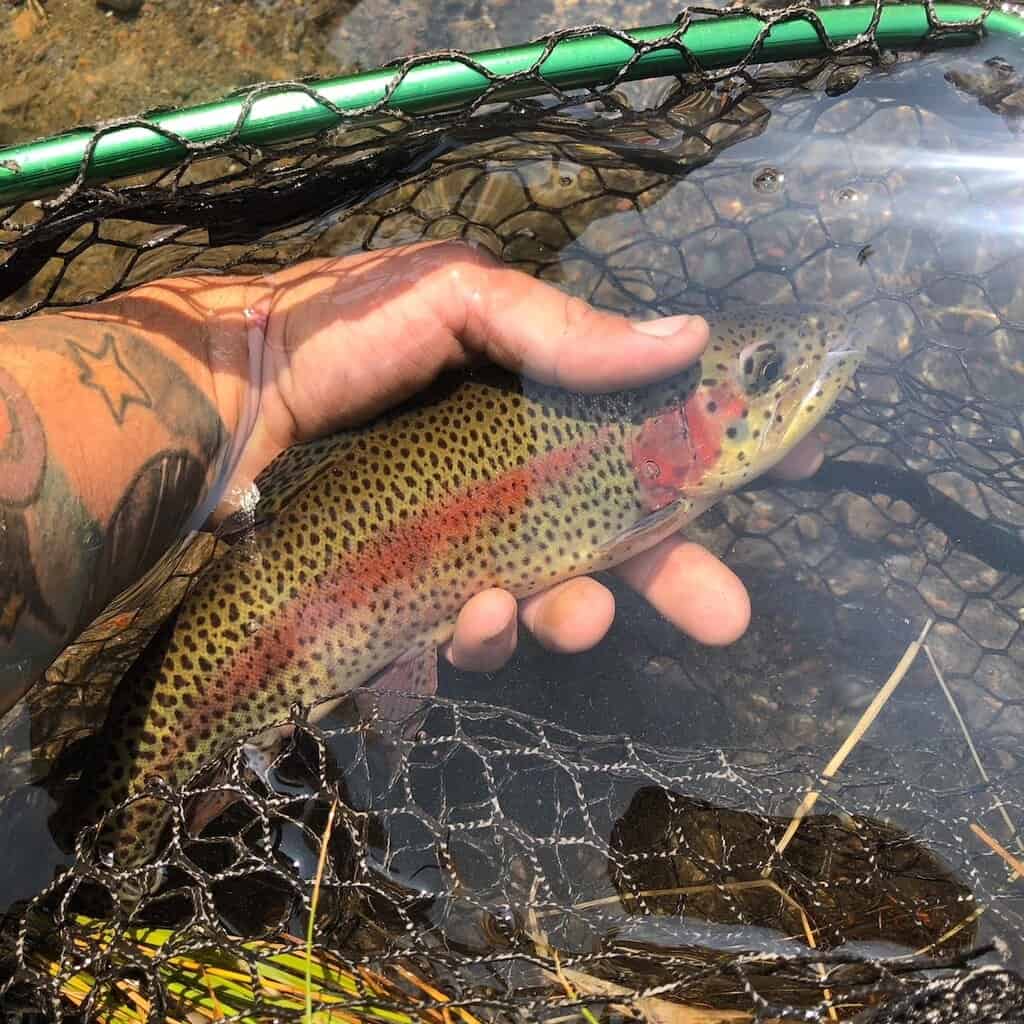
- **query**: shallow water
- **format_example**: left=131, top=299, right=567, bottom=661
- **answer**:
left=306, top=31, right=1024, bottom=764
left=1, top=3, right=1023, bottom=1018
left=268, top=27, right=1024, bottom=972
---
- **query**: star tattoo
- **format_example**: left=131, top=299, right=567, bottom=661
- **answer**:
left=66, top=333, right=153, bottom=425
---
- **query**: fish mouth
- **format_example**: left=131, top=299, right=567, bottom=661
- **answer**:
left=776, top=345, right=863, bottom=453
left=755, top=309, right=866, bottom=463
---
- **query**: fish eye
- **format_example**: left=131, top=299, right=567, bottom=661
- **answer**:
left=740, top=342, right=785, bottom=396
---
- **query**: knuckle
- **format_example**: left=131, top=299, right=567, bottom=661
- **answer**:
left=423, top=238, right=500, bottom=277
left=420, top=241, right=506, bottom=351
left=560, top=293, right=596, bottom=337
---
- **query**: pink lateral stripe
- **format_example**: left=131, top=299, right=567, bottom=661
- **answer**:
left=180, top=428, right=615, bottom=731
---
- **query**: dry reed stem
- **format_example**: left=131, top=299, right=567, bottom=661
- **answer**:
left=306, top=797, right=340, bottom=1023
left=912, top=905, right=986, bottom=959
left=970, top=822, right=1024, bottom=878
left=769, top=617, right=934, bottom=867
left=924, top=645, right=1024, bottom=875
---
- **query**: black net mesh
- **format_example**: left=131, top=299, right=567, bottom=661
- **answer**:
left=2, top=2, right=1024, bottom=1021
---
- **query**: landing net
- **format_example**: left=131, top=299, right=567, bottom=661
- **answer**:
left=1, top=2, right=1023, bottom=1021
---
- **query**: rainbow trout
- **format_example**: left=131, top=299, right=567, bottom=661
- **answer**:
left=68, top=306, right=861, bottom=881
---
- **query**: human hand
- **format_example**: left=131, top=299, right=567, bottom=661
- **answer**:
left=232, top=241, right=823, bottom=671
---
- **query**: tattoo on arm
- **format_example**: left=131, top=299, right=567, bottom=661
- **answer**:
left=71, top=328, right=229, bottom=612
left=0, top=318, right=231, bottom=708
left=88, top=327, right=227, bottom=456
left=0, top=365, right=46, bottom=507
left=0, top=512, right=63, bottom=641
left=0, top=365, right=87, bottom=710
left=65, top=334, right=153, bottom=426
left=0, top=366, right=61, bottom=641
left=94, top=450, right=208, bottom=609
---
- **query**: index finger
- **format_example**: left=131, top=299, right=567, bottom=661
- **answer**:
left=421, top=242, right=712, bottom=392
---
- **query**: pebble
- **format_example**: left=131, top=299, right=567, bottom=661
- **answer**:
left=795, top=514, right=822, bottom=541
left=918, top=569, right=967, bottom=618
left=0, top=82, right=33, bottom=118
left=98, top=0, right=145, bottom=14
left=826, top=557, right=885, bottom=599
left=883, top=552, right=924, bottom=584
left=782, top=710, right=819, bottom=745
left=10, top=9, right=36, bottom=42
left=959, top=599, right=1020, bottom=650
left=642, top=656, right=682, bottom=681
left=831, top=673, right=876, bottom=713
left=926, top=622, right=983, bottom=677
left=838, top=494, right=890, bottom=543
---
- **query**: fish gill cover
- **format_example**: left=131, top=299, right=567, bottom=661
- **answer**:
left=0, top=1, right=1023, bottom=1021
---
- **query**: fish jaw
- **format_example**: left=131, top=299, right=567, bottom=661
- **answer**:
left=629, top=307, right=863, bottom=510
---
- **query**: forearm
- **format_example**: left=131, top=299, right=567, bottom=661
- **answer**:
left=0, top=275, right=257, bottom=712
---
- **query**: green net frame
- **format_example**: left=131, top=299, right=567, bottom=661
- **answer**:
left=1, top=2, right=1022, bottom=206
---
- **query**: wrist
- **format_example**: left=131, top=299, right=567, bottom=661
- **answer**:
left=205, top=272, right=318, bottom=525
left=63, top=273, right=278, bottom=527
left=203, top=278, right=278, bottom=524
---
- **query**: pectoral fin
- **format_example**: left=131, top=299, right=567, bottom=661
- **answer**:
left=593, top=499, right=693, bottom=567
left=356, top=645, right=439, bottom=728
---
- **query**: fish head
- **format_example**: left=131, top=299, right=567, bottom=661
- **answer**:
left=630, top=306, right=864, bottom=509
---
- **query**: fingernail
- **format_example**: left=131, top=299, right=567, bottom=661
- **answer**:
left=481, top=617, right=515, bottom=646
left=801, top=445, right=825, bottom=478
left=632, top=314, right=700, bottom=337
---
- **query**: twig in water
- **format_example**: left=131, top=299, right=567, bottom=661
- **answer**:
left=552, top=950, right=602, bottom=1024
left=913, top=905, right=986, bottom=959
left=306, top=797, right=340, bottom=1024
left=754, top=616, right=935, bottom=1020
left=924, top=644, right=1024, bottom=873
left=970, top=822, right=1024, bottom=879
left=768, top=617, right=934, bottom=868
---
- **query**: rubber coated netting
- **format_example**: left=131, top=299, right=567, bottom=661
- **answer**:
left=1, top=1, right=1024, bottom=1021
